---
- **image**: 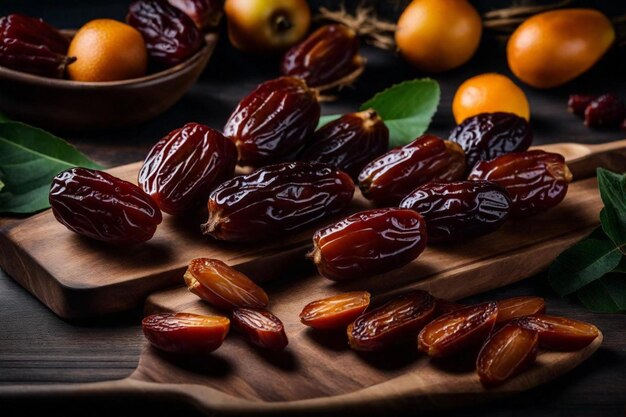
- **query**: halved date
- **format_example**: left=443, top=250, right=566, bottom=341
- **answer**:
left=400, top=181, right=511, bottom=243
left=49, top=168, right=162, bottom=245
left=418, top=302, right=498, bottom=357
left=224, top=76, right=320, bottom=167
left=468, top=150, right=572, bottom=217
left=142, top=312, right=230, bottom=354
left=496, top=296, right=546, bottom=325
left=348, top=290, right=436, bottom=351
left=202, top=161, right=354, bottom=242
left=184, top=258, right=269, bottom=310
left=516, top=315, right=600, bottom=350
left=300, top=291, right=371, bottom=330
left=358, top=134, right=466, bottom=206
left=300, top=109, right=389, bottom=179
left=310, top=208, right=427, bottom=281
left=232, top=308, right=288, bottom=350
left=476, top=322, right=538, bottom=386
left=139, top=122, right=237, bottom=215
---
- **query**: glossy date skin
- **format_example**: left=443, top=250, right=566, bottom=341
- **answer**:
left=203, top=161, right=354, bottom=242
left=449, top=112, right=533, bottom=170
left=168, top=0, right=223, bottom=31
left=49, top=168, right=162, bottom=245
left=142, top=312, right=230, bottom=354
left=127, top=0, right=203, bottom=68
left=224, top=76, right=321, bottom=167
left=0, top=14, right=76, bottom=78
left=281, top=24, right=364, bottom=90
left=310, top=208, right=427, bottom=281
left=300, top=291, right=371, bottom=330
left=347, top=290, right=436, bottom=351
left=232, top=308, right=289, bottom=350
left=358, top=135, right=466, bottom=206
left=468, top=150, right=572, bottom=217
left=300, top=109, right=389, bottom=179
left=139, top=123, right=237, bottom=215
left=400, top=181, right=511, bottom=243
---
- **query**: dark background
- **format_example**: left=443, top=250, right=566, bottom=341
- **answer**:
left=0, top=1, right=625, bottom=416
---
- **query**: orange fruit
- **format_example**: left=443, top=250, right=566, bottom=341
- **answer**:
left=395, top=0, right=482, bottom=73
left=67, top=19, right=147, bottom=82
left=452, top=73, right=530, bottom=124
left=507, top=9, right=615, bottom=89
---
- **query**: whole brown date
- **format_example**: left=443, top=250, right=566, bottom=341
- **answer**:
left=202, top=161, right=354, bottom=242
left=300, top=109, right=389, bottom=179
left=49, top=168, right=162, bottom=245
left=224, top=76, right=320, bottom=167
left=0, top=14, right=76, bottom=78
left=399, top=180, right=511, bottom=243
left=449, top=112, right=533, bottom=170
left=468, top=150, right=572, bottom=217
left=358, top=134, right=466, bottom=206
left=139, top=123, right=237, bottom=215
left=281, top=24, right=364, bottom=90
left=127, top=0, right=203, bottom=68
left=310, top=208, right=427, bottom=281
left=168, top=0, right=223, bottom=31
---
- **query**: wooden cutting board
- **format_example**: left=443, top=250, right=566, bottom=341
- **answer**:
left=0, top=140, right=625, bottom=319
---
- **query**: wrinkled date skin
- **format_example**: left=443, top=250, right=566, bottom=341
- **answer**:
left=168, top=0, right=223, bottom=30
left=127, top=0, right=203, bottom=68
left=358, top=134, right=466, bottom=206
left=232, top=308, right=289, bottom=350
left=400, top=180, right=511, bottom=243
left=495, top=296, right=546, bottom=325
left=49, top=168, right=162, bottom=245
left=468, top=150, right=572, bottom=217
left=418, top=302, right=498, bottom=357
left=0, top=14, right=76, bottom=78
left=476, top=323, right=538, bottom=386
left=516, top=315, right=600, bottom=350
left=139, top=122, right=237, bottom=215
left=300, top=291, right=371, bottom=330
left=281, top=24, right=364, bottom=90
left=300, top=109, right=389, bottom=179
left=142, top=312, right=230, bottom=354
left=347, top=290, right=436, bottom=351
left=184, top=258, right=269, bottom=310
left=449, top=112, right=533, bottom=170
left=310, top=208, right=427, bottom=281
left=203, top=162, right=354, bottom=242
left=224, top=76, right=321, bottom=167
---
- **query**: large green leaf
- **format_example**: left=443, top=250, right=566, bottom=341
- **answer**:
left=0, top=121, right=103, bottom=214
left=597, top=168, right=626, bottom=248
left=577, top=273, right=626, bottom=313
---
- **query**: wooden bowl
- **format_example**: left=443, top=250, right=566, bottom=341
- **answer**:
left=0, top=32, right=218, bottom=130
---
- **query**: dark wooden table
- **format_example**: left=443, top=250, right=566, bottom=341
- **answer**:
left=1, top=1, right=625, bottom=416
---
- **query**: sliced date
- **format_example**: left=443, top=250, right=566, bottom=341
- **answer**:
left=232, top=308, right=288, bottom=350
left=515, top=315, right=600, bottom=350
left=300, top=291, right=371, bottom=330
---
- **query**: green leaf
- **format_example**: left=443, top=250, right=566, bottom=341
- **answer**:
left=0, top=121, right=103, bottom=214
left=597, top=168, right=626, bottom=248
left=577, top=273, right=626, bottom=313
left=317, top=78, right=441, bottom=148
left=548, top=238, right=622, bottom=296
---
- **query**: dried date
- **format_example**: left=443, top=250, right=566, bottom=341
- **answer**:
left=495, top=296, right=545, bottom=325
left=516, top=315, right=600, bottom=350
left=347, top=290, right=436, bottom=351
left=300, top=291, right=371, bottom=330
left=232, top=308, right=288, bottom=350
left=358, top=134, right=466, bottom=206
left=584, top=93, right=625, bottom=129
left=168, top=0, right=223, bottom=30
left=138, top=122, right=237, bottom=215
left=568, top=94, right=595, bottom=117
left=449, top=112, right=533, bottom=170
left=142, top=312, right=230, bottom=354
left=400, top=181, right=511, bottom=243
left=49, top=168, right=162, bottom=245
left=418, top=302, right=498, bottom=357
left=300, top=109, right=389, bottom=179
left=184, top=258, right=269, bottom=310
left=127, top=0, right=203, bottom=68
left=224, top=76, right=321, bottom=167
left=202, top=161, right=354, bottom=242
left=0, top=14, right=76, bottom=78
left=468, top=150, right=572, bottom=217
left=310, top=208, right=427, bottom=281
